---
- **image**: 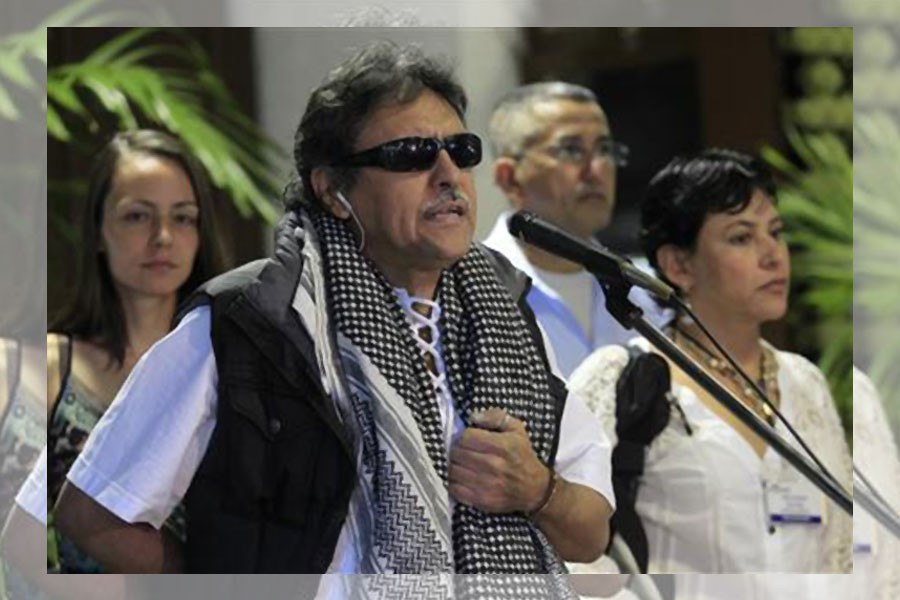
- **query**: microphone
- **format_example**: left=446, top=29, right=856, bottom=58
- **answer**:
left=507, top=211, right=675, bottom=301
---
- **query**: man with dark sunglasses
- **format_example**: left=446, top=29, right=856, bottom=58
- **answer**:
left=484, top=82, right=666, bottom=378
left=55, top=42, right=614, bottom=597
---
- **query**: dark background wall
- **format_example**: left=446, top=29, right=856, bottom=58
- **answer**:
left=519, top=28, right=783, bottom=252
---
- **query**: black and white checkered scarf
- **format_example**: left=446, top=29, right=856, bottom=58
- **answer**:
left=293, top=206, right=576, bottom=599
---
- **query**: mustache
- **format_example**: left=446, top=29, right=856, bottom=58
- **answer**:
left=425, top=188, right=471, bottom=212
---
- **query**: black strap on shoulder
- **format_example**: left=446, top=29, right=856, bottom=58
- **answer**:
left=49, top=333, right=73, bottom=425
left=610, top=344, right=672, bottom=573
left=60, top=333, right=73, bottom=389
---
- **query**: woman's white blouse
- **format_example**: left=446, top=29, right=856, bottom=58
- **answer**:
left=568, top=339, right=852, bottom=574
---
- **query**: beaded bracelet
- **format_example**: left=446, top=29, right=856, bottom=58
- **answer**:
left=526, top=467, right=559, bottom=519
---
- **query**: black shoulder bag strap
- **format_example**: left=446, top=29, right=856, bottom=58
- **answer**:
left=48, top=334, right=74, bottom=425
left=610, top=344, right=672, bottom=573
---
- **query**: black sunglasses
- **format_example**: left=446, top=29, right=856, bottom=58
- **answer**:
left=335, top=133, right=482, bottom=172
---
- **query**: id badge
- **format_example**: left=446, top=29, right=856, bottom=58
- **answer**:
left=766, top=474, right=825, bottom=525
left=853, top=509, right=877, bottom=555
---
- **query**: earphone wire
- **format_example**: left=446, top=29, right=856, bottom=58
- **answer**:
left=336, top=191, right=365, bottom=253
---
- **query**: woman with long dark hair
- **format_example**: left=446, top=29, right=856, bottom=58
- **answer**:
left=45, top=129, right=224, bottom=572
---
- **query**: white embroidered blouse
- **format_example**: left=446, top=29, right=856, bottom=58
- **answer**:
left=567, top=338, right=852, bottom=575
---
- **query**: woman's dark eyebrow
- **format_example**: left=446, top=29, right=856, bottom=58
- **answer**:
left=724, top=219, right=755, bottom=230
left=723, top=216, right=784, bottom=233
left=129, top=199, right=197, bottom=209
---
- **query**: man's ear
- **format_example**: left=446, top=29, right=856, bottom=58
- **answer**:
left=656, top=244, right=695, bottom=294
left=311, top=167, right=350, bottom=219
left=493, top=157, right=526, bottom=211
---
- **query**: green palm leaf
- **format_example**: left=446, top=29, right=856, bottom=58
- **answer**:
left=0, top=0, right=113, bottom=115
left=47, top=28, right=285, bottom=224
left=0, top=82, right=18, bottom=120
left=762, top=128, right=853, bottom=435
left=46, top=103, right=69, bottom=140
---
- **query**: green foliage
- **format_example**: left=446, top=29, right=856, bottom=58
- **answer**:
left=47, top=28, right=282, bottom=224
left=761, top=129, right=853, bottom=435
left=0, top=0, right=152, bottom=118
left=1, top=3, right=284, bottom=225
left=781, top=29, right=853, bottom=132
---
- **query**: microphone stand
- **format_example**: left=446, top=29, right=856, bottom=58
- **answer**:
left=854, top=467, right=900, bottom=541
left=599, top=276, right=853, bottom=516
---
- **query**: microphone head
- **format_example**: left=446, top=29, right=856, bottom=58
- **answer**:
left=507, top=210, right=536, bottom=237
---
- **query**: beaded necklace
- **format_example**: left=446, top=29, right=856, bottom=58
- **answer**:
left=672, top=325, right=780, bottom=424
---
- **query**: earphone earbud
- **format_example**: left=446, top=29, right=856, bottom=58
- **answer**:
left=335, top=190, right=354, bottom=214
left=334, top=190, right=366, bottom=253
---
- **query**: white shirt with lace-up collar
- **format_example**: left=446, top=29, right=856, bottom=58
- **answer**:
left=394, top=288, right=463, bottom=451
